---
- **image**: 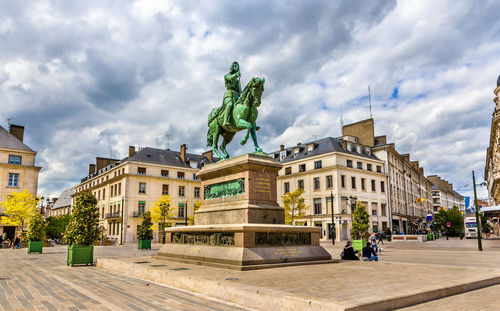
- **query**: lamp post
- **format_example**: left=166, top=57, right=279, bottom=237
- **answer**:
left=349, top=195, right=357, bottom=239
left=472, top=171, right=482, bottom=251
left=330, top=191, right=335, bottom=245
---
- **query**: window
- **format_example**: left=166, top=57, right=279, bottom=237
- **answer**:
left=284, top=182, right=290, bottom=193
left=347, top=143, right=352, bottom=152
left=161, top=170, right=169, bottom=177
left=162, top=184, right=169, bottom=195
left=138, top=201, right=145, bottom=216
left=8, top=155, right=21, bottom=164
left=194, top=187, right=200, bottom=198
left=179, top=186, right=185, bottom=197
left=357, top=162, right=363, bottom=170
left=138, top=167, right=146, bottom=175
left=280, top=151, right=287, bottom=161
left=381, top=181, right=385, bottom=193
left=381, top=204, right=387, bottom=216
left=341, top=175, right=345, bottom=188
left=356, top=145, right=361, bottom=153
left=139, top=182, right=146, bottom=194
left=298, top=180, right=304, bottom=189
left=376, top=165, right=382, bottom=173
left=307, top=145, right=313, bottom=153
left=347, top=160, right=353, bottom=168
left=118, top=183, right=121, bottom=195
left=351, top=176, right=356, bottom=189
left=285, top=167, right=292, bottom=175
left=371, top=180, right=376, bottom=191
left=361, top=178, right=366, bottom=190
left=193, top=173, right=199, bottom=180
left=314, top=177, right=320, bottom=190
left=367, top=164, right=372, bottom=171
left=103, top=188, right=106, bottom=199
left=177, top=172, right=185, bottom=179
left=299, top=164, right=306, bottom=172
left=326, top=175, right=333, bottom=188
left=102, top=206, right=105, bottom=219
left=8, top=173, right=19, bottom=187
left=98, top=190, right=101, bottom=201
left=314, top=198, right=322, bottom=215
left=372, top=209, right=377, bottom=216
left=314, top=161, right=322, bottom=169
left=178, top=204, right=185, bottom=218
left=293, top=149, right=299, bottom=157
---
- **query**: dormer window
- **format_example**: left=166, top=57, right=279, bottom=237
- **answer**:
left=347, top=143, right=352, bottom=152
left=293, top=149, right=299, bottom=157
left=366, top=147, right=371, bottom=155
left=280, top=151, right=287, bottom=161
left=356, top=145, right=361, bottom=153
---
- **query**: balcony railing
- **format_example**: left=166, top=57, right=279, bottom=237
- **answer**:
left=105, top=212, right=121, bottom=219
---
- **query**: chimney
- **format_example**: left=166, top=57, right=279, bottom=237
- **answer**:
left=89, top=164, right=96, bottom=175
left=280, top=145, right=285, bottom=151
left=202, top=150, right=213, bottom=162
left=9, top=124, right=24, bottom=142
left=180, top=144, right=187, bottom=162
left=128, top=146, right=136, bottom=157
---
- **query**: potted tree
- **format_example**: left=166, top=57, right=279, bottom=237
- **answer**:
left=27, top=213, right=45, bottom=254
left=351, top=202, right=370, bottom=252
left=64, top=191, right=100, bottom=266
left=137, top=211, right=153, bottom=250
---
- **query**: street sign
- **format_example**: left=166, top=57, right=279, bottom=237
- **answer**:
left=446, top=222, right=451, bottom=227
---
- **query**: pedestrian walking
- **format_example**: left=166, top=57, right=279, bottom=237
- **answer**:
left=377, top=231, right=384, bottom=245
left=13, top=235, right=21, bottom=249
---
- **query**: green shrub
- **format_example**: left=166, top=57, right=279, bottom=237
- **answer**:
left=137, top=211, right=153, bottom=240
left=63, top=191, right=100, bottom=246
left=350, top=202, right=370, bottom=240
left=26, top=213, right=45, bottom=242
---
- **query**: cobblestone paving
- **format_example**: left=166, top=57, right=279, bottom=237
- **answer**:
left=0, top=246, right=252, bottom=311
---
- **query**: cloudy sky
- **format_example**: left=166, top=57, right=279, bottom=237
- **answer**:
left=1, top=0, right=499, bottom=199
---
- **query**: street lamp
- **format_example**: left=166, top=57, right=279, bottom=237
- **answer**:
left=348, top=196, right=357, bottom=238
left=330, top=191, right=335, bottom=245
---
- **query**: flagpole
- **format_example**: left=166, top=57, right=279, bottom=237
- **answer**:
left=472, top=170, right=482, bottom=251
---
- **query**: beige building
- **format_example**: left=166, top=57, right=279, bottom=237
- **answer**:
left=486, top=76, right=500, bottom=205
left=72, top=145, right=214, bottom=243
left=0, top=125, right=41, bottom=239
left=343, top=119, right=433, bottom=234
left=427, top=175, right=465, bottom=212
left=271, top=136, right=389, bottom=241
left=47, top=188, right=73, bottom=217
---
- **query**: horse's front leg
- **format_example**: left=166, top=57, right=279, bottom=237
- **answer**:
left=250, top=125, right=263, bottom=153
left=240, top=128, right=250, bottom=145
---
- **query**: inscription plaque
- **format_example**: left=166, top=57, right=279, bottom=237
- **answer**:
left=255, top=232, right=311, bottom=246
left=172, top=232, right=235, bottom=246
left=204, top=178, right=245, bottom=199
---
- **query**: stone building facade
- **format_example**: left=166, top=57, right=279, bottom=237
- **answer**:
left=343, top=119, right=433, bottom=234
left=427, top=175, right=465, bottom=212
left=0, top=125, right=41, bottom=238
left=271, top=136, right=389, bottom=241
left=47, top=187, right=73, bottom=217
left=72, top=145, right=214, bottom=243
left=486, top=75, right=500, bottom=205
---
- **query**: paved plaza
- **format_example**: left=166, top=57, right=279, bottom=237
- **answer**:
left=1, top=238, right=500, bottom=310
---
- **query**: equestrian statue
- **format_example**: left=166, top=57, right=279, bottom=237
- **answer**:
left=207, top=61, right=265, bottom=160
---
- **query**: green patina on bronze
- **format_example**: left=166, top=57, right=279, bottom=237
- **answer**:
left=204, top=178, right=245, bottom=199
left=207, top=62, right=265, bottom=160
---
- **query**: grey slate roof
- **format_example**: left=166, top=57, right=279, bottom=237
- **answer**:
left=269, top=137, right=380, bottom=164
left=0, top=126, right=34, bottom=152
left=52, top=187, right=73, bottom=209
left=123, top=147, right=217, bottom=169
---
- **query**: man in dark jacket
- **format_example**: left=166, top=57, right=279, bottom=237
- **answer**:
left=362, top=242, right=378, bottom=261
left=341, top=241, right=359, bottom=260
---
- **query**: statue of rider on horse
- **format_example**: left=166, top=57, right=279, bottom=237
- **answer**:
left=207, top=62, right=265, bottom=160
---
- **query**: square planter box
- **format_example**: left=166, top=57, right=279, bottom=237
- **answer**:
left=427, top=233, right=434, bottom=241
left=352, top=239, right=368, bottom=253
left=67, top=244, right=94, bottom=266
left=28, top=241, right=43, bottom=254
left=138, top=239, right=151, bottom=250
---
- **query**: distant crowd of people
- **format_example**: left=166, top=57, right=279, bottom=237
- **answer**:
left=341, top=232, right=384, bottom=262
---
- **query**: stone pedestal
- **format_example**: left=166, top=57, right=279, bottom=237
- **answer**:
left=156, top=153, right=332, bottom=270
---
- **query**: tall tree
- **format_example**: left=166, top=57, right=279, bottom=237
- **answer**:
left=351, top=202, right=370, bottom=240
left=151, top=195, right=173, bottom=243
left=45, top=215, right=71, bottom=240
left=137, top=211, right=154, bottom=241
left=188, top=200, right=201, bottom=225
left=434, top=206, right=465, bottom=236
left=0, top=189, right=39, bottom=230
left=281, top=188, right=307, bottom=225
